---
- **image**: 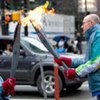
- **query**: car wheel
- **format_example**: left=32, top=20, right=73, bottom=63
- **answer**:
left=37, top=70, right=63, bottom=97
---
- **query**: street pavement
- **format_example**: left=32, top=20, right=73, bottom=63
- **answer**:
left=10, top=81, right=96, bottom=100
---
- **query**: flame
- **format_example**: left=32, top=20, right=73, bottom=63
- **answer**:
left=21, top=1, right=55, bottom=29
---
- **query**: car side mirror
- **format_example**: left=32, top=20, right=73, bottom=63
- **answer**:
left=20, top=50, right=26, bottom=57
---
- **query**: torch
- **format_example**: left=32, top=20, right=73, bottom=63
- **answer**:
left=30, top=21, right=67, bottom=100
left=30, top=21, right=68, bottom=70
left=21, top=1, right=68, bottom=99
left=10, top=23, right=21, bottom=78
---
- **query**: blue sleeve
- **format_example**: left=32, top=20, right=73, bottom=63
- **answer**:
left=71, top=31, right=100, bottom=68
left=73, top=31, right=100, bottom=76
left=71, top=57, right=86, bottom=68
left=76, top=56, right=100, bottom=77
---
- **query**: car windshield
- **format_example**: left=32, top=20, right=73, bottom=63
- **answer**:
left=21, top=37, right=48, bottom=53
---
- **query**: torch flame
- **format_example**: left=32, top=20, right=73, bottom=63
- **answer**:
left=21, top=1, right=55, bottom=29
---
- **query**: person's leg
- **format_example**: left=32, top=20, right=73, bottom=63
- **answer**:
left=97, top=95, right=100, bottom=100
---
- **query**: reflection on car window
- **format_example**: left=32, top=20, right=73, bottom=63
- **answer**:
left=21, top=40, right=47, bottom=53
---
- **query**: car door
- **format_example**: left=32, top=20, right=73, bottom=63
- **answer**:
left=14, top=47, right=38, bottom=83
left=0, top=55, right=12, bottom=79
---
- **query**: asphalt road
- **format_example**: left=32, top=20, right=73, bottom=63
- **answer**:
left=11, top=81, right=96, bottom=100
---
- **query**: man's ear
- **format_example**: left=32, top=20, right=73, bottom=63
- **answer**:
left=89, top=20, right=94, bottom=27
left=91, top=19, right=96, bottom=26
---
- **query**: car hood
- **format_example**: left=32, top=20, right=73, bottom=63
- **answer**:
left=38, top=53, right=54, bottom=62
left=40, top=52, right=84, bottom=63
left=60, top=53, right=84, bottom=59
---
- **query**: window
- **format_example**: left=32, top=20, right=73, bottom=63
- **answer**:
left=21, top=39, right=48, bottom=53
left=78, top=0, right=97, bottom=12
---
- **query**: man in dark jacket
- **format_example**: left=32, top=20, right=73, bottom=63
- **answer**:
left=75, top=32, right=82, bottom=54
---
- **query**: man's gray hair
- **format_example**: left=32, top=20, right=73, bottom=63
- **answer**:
left=91, top=14, right=100, bottom=23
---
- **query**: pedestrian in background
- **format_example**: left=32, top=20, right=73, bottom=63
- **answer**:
left=75, top=32, right=82, bottom=54
left=55, top=36, right=66, bottom=53
left=54, top=14, right=100, bottom=100
left=66, top=40, right=77, bottom=53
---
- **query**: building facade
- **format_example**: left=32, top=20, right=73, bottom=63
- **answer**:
left=58, top=0, right=99, bottom=32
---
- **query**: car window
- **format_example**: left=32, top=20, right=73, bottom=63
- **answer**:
left=0, top=38, right=25, bottom=56
left=21, top=39, right=48, bottom=53
left=21, top=37, right=48, bottom=51
left=0, top=40, right=12, bottom=50
left=0, top=39, right=13, bottom=55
